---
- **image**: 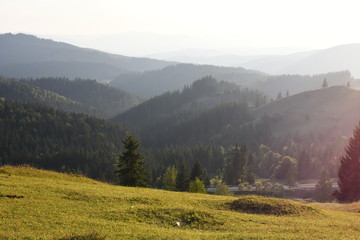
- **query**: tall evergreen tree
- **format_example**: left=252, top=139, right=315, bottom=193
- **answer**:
left=176, top=161, right=190, bottom=191
left=334, top=122, right=360, bottom=202
left=244, top=154, right=255, bottom=184
left=190, top=161, right=203, bottom=181
left=115, top=133, right=150, bottom=187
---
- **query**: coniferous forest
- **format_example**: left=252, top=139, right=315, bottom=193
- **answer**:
left=0, top=73, right=351, bottom=193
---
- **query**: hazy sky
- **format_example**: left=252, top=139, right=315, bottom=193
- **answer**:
left=1, top=0, right=360, bottom=56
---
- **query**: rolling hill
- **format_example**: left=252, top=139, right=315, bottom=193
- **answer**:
left=112, top=77, right=269, bottom=147
left=110, top=63, right=267, bottom=98
left=1, top=165, right=360, bottom=239
left=252, top=85, right=360, bottom=137
left=110, top=62, right=354, bottom=98
left=0, top=77, right=141, bottom=118
left=0, top=33, right=174, bottom=80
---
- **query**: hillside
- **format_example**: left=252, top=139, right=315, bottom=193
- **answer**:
left=0, top=33, right=174, bottom=80
left=252, top=86, right=360, bottom=137
left=0, top=98, right=126, bottom=181
left=248, top=71, right=354, bottom=98
left=25, top=78, right=141, bottom=118
left=110, top=63, right=266, bottom=98
left=110, top=62, right=354, bottom=98
left=1, top=165, right=360, bottom=239
left=0, top=77, right=141, bottom=118
left=113, top=77, right=269, bottom=147
left=0, top=77, right=84, bottom=113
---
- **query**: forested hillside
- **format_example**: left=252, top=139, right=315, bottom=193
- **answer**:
left=0, top=33, right=174, bottom=80
left=110, top=64, right=266, bottom=97
left=0, top=77, right=141, bottom=118
left=250, top=70, right=354, bottom=98
left=110, top=63, right=355, bottom=98
left=0, top=98, right=126, bottom=181
left=113, top=76, right=269, bottom=147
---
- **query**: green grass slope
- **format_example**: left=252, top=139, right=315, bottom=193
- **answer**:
left=1, top=166, right=360, bottom=239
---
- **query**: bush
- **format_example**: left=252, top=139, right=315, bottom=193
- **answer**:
left=188, top=177, right=207, bottom=193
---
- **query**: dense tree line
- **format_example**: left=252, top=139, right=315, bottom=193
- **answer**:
left=0, top=98, right=126, bottom=181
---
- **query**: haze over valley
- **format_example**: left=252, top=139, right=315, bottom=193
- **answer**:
left=2, top=1, right=360, bottom=239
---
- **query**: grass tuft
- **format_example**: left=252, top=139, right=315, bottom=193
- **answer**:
left=229, top=195, right=319, bottom=216
left=58, top=231, right=106, bottom=240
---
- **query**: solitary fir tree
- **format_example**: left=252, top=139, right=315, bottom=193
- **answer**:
left=115, top=133, right=149, bottom=187
left=334, top=122, right=360, bottom=202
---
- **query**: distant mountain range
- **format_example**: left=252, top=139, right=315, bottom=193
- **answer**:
left=0, top=33, right=174, bottom=80
left=242, top=44, right=360, bottom=78
left=150, top=44, right=360, bottom=78
left=0, top=33, right=358, bottom=99
left=110, top=63, right=354, bottom=98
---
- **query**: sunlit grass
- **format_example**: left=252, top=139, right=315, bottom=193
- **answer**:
left=1, top=165, right=360, bottom=239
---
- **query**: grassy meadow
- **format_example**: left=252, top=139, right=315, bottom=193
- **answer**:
left=1, top=166, right=360, bottom=239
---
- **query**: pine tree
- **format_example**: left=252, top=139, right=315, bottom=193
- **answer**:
left=176, top=161, right=190, bottom=191
left=115, top=133, right=149, bottom=187
left=190, top=161, right=203, bottom=181
left=334, top=122, right=360, bottom=202
left=244, top=154, right=255, bottom=184
left=314, top=169, right=333, bottom=202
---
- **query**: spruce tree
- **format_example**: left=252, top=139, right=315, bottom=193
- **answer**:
left=334, top=122, right=360, bottom=202
left=244, top=154, right=255, bottom=184
left=176, top=161, right=190, bottom=191
left=115, top=133, right=149, bottom=187
left=190, top=161, right=203, bottom=181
